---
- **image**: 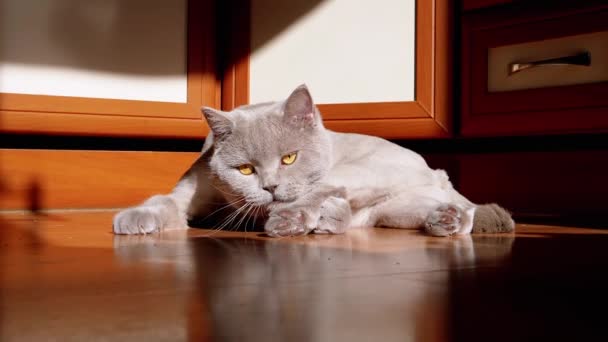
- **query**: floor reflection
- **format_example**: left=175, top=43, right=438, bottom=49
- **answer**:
left=9, top=210, right=608, bottom=341
left=110, top=229, right=487, bottom=341
left=180, top=232, right=513, bottom=342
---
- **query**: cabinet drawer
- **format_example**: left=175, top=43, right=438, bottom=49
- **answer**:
left=488, top=31, right=608, bottom=92
left=461, top=3, right=608, bottom=137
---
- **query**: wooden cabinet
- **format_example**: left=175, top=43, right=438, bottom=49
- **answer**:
left=222, top=0, right=454, bottom=139
left=461, top=1, right=608, bottom=137
left=0, top=0, right=218, bottom=138
left=452, top=0, right=608, bottom=225
left=1, top=0, right=456, bottom=140
left=4, top=0, right=605, bottom=141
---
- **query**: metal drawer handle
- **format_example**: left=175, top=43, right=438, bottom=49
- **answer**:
left=508, top=51, right=591, bottom=75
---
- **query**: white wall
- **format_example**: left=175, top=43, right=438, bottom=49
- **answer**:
left=0, top=0, right=187, bottom=103
left=249, top=0, right=416, bottom=104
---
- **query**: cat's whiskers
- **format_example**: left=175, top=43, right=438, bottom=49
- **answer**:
left=235, top=203, right=254, bottom=233
left=202, top=201, right=249, bottom=236
left=248, top=205, right=261, bottom=230
left=231, top=202, right=255, bottom=232
left=214, top=201, right=252, bottom=233
left=200, top=197, right=245, bottom=223
left=213, top=207, right=243, bottom=232
left=242, top=205, right=255, bottom=233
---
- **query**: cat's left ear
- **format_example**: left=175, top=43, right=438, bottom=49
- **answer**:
left=283, top=84, right=318, bottom=128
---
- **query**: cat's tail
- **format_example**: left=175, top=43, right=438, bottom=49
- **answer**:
left=472, top=203, right=515, bottom=233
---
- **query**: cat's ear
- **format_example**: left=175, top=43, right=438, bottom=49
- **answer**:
left=201, top=107, right=234, bottom=140
left=283, top=84, right=317, bottom=128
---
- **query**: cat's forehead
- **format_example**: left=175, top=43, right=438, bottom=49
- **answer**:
left=220, top=105, right=307, bottom=160
left=240, top=114, right=302, bottom=154
left=234, top=101, right=282, bottom=115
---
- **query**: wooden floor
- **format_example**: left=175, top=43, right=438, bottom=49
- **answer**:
left=1, top=211, right=607, bottom=341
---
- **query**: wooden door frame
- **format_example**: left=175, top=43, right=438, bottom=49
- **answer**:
left=221, top=0, right=453, bottom=139
left=0, top=0, right=218, bottom=138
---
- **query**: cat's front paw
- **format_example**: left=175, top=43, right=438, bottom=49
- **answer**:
left=425, top=204, right=463, bottom=237
left=264, top=209, right=312, bottom=237
left=313, top=197, right=352, bottom=235
left=113, top=206, right=164, bottom=235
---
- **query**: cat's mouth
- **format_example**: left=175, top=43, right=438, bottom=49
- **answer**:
left=266, top=200, right=290, bottom=211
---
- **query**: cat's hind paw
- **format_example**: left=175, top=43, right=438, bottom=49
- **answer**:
left=113, top=206, right=164, bottom=235
left=425, top=204, right=463, bottom=237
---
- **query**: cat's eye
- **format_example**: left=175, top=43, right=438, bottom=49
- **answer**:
left=238, top=164, right=255, bottom=175
left=281, top=152, right=297, bottom=165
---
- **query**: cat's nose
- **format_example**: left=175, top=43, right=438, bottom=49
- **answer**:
left=263, top=185, right=277, bottom=194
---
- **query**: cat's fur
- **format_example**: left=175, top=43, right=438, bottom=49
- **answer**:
left=113, top=85, right=514, bottom=237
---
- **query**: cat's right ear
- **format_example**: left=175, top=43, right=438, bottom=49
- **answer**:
left=283, top=84, right=317, bottom=128
left=201, top=107, right=234, bottom=140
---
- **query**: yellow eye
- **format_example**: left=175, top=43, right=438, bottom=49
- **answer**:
left=238, top=164, right=255, bottom=175
left=281, top=152, right=297, bottom=165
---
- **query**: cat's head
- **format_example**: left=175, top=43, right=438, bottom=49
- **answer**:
left=202, top=84, right=331, bottom=208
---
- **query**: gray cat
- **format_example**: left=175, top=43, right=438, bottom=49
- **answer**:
left=113, top=85, right=514, bottom=237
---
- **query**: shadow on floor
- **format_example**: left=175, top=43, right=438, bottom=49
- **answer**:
left=449, top=232, right=608, bottom=341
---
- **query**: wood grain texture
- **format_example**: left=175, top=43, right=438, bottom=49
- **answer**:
left=326, top=117, right=450, bottom=139
left=424, top=149, right=608, bottom=225
left=221, top=0, right=250, bottom=111
left=318, top=102, right=428, bottom=120
left=223, top=0, right=453, bottom=139
left=415, top=0, right=434, bottom=115
left=461, top=2, right=608, bottom=137
left=2, top=210, right=607, bottom=341
left=0, top=149, right=200, bottom=210
left=433, top=0, right=454, bottom=132
left=457, top=150, right=608, bottom=222
left=0, top=111, right=208, bottom=138
left=190, top=0, right=222, bottom=111
left=0, top=0, right=219, bottom=138
left=0, top=93, right=202, bottom=119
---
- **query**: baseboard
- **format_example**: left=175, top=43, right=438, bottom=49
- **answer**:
left=0, top=149, right=199, bottom=210
left=424, top=149, right=608, bottom=228
left=3, top=146, right=607, bottom=228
